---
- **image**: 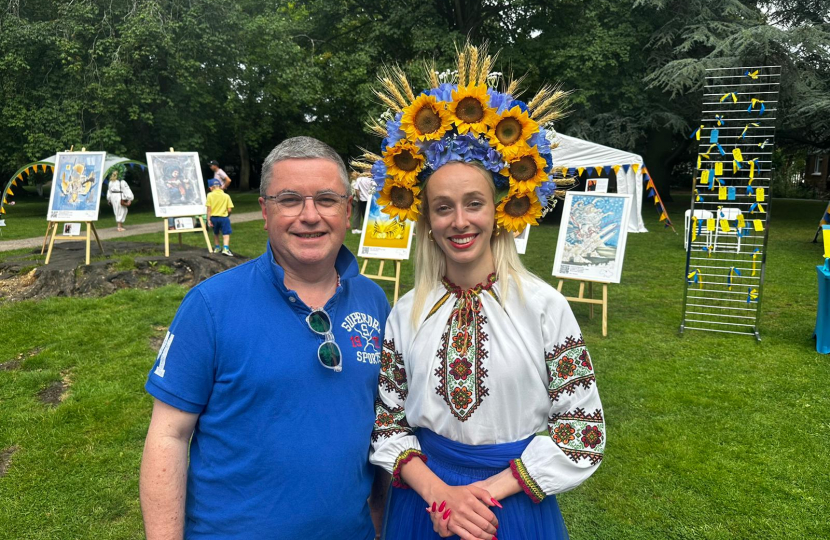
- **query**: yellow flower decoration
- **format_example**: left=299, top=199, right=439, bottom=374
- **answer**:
left=377, top=181, right=421, bottom=222
left=495, top=190, right=543, bottom=232
left=448, top=84, right=498, bottom=136
left=500, top=145, right=548, bottom=194
left=488, top=105, right=539, bottom=152
left=400, top=94, right=453, bottom=142
left=383, top=140, right=425, bottom=186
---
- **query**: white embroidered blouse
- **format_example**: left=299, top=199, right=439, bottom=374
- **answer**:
left=369, top=274, right=605, bottom=502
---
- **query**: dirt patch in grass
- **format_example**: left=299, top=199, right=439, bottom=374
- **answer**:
left=0, top=242, right=246, bottom=302
left=0, top=446, right=19, bottom=478
left=0, top=359, right=21, bottom=371
left=149, top=326, right=169, bottom=351
left=37, top=372, right=72, bottom=407
left=0, top=347, right=44, bottom=371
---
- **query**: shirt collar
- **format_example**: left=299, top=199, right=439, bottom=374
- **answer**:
left=259, top=241, right=359, bottom=297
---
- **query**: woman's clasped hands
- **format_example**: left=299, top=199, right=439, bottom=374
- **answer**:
left=424, top=484, right=500, bottom=540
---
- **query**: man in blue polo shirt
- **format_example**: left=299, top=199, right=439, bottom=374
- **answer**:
left=140, top=136, right=391, bottom=539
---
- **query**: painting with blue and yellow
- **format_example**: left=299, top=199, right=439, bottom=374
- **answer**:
left=47, top=152, right=106, bottom=221
left=358, top=191, right=414, bottom=260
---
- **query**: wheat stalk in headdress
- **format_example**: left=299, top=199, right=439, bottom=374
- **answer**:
left=528, top=84, right=570, bottom=126
left=350, top=147, right=383, bottom=174
left=424, top=59, right=440, bottom=89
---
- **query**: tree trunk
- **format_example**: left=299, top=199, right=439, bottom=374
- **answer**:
left=238, top=135, right=250, bottom=191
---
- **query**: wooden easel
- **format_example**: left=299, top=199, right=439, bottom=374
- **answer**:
left=163, top=216, right=213, bottom=257
left=360, top=258, right=402, bottom=304
left=555, top=278, right=609, bottom=336
left=42, top=221, right=104, bottom=265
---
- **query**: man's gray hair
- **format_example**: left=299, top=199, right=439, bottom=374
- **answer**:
left=260, top=136, right=350, bottom=197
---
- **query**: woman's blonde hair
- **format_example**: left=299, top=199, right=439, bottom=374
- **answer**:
left=410, top=161, right=533, bottom=327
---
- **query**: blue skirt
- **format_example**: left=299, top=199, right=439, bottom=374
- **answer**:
left=382, top=429, right=569, bottom=540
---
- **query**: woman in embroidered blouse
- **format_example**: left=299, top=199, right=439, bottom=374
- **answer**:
left=369, top=161, right=605, bottom=540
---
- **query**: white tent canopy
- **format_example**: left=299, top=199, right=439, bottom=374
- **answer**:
left=549, top=133, right=649, bottom=233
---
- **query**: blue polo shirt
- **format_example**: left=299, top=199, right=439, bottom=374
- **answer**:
left=146, top=242, right=390, bottom=539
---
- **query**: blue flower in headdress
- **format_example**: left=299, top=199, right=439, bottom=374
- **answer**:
left=428, top=83, right=456, bottom=103
left=488, top=89, right=514, bottom=114
left=509, top=99, right=529, bottom=113
left=384, top=113, right=405, bottom=149
left=535, top=180, right=557, bottom=207
left=425, top=137, right=454, bottom=170
left=530, top=128, right=552, bottom=155
left=371, top=161, right=388, bottom=191
left=493, top=173, right=509, bottom=190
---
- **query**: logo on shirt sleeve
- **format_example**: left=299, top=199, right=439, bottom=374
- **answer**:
left=153, top=331, right=174, bottom=377
left=341, top=312, right=381, bottom=364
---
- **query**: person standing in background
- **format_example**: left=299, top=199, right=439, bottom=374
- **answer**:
left=209, top=160, right=232, bottom=190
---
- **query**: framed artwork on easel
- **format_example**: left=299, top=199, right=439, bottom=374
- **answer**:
left=46, top=151, right=107, bottom=222
left=146, top=152, right=207, bottom=217
left=553, top=192, right=632, bottom=284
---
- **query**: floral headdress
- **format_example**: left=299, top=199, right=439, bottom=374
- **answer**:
left=352, top=43, right=572, bottom=233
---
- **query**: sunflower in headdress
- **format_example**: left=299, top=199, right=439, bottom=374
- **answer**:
left=377, top=181, right=421, bottom=222
left=383, top=140, right=425, bottom=186
left=488, top=105, right=539, bottom=153
left=501, top=145, right=548, bottom=194
left=448, top=84, right=498, bottom=136
left=495, top=189, right=544, bottom=232
left=400, top=94, right=452, bottom=142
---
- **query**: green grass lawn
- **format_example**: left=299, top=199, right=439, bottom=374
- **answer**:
left=1, top=195, right=829, bottom=539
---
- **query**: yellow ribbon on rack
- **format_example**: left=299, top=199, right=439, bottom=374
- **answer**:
left=740, top=123, right=760, bottom=138
left=732, top=148, right=744, bottom=174
left=746, top=70, right=759, bottom=79
left=747, top=288, right=759, bottom=303
left=720, top=92, right=738, bottom=103
left=752, top=248, right=760, bottom=276
left=691, top=217, right=698, bottom=241
left=687, top=269, right=703, bottom=289
left=756, top=188, right=765, bottom=202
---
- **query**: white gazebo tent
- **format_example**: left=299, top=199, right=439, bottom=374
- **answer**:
left=549, top=133, right=650, bottom=233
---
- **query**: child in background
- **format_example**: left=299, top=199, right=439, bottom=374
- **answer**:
left=206, top=179, right=234, bottom=256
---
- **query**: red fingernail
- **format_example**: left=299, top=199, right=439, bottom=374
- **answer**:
left=438, top=501, right=446, bottom=512
left=443, top=509, right=451, bottom=520
left=490, top=497, right=503, bottom=509
left=493, top=537, right=498, bottom=540
left=432, top=502, right=437, bottom=512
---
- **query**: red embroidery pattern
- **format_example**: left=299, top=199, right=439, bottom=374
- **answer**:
left=545, top=335, right=595, bottom=402
left=392, top=449, right=427, bottom=488
left=379, top=338, right=408, bottom=401
left=509, top=458, right=545, bottom=503
left=371, top=398, right=412, bottom=442
left=548, top=407, right=605, bottom=465
left=431, top=274, right=496, bottom=422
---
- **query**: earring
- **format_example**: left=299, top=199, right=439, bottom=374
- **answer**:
left=428, top=229, right=434, bottom=242
left=493, top=224, right=501, bottom=237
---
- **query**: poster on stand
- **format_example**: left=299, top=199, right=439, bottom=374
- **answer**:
left=552, top=192, right=632, bottom=284
left=358, top=191, right=414, bottom=260
left=47, top=151, right=107, bottom=222
left=146, top=152, right=206, bottom=218
left=514, top=225, right=530, bottom=255
left=586, top=178, right=609, bottom=193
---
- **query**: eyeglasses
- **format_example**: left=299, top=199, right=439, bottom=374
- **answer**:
left=263, top=192, right=348, bottom=217
left=306, top=309, right=342, bottom=372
